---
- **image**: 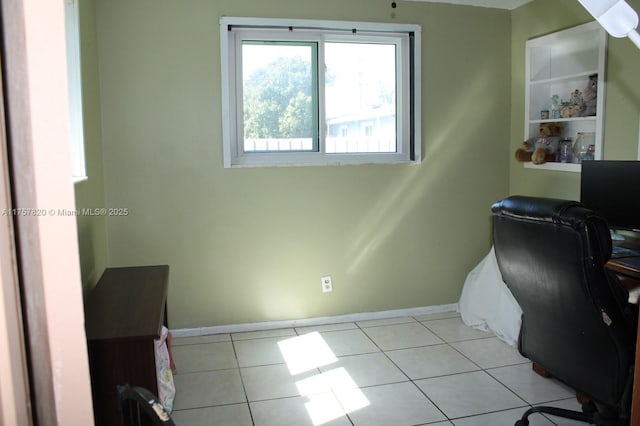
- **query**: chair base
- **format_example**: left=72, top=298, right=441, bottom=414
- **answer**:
left=514, top=404, right=624, bottom=426
left=515, top=406, right=592, bottom=425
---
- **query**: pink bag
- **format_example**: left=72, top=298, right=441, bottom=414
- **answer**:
left=154, top=326, right=175, bottom=412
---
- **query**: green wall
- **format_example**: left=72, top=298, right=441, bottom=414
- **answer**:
left=94, top=0, right=511, bottom=329
left=510, top=0, right=640, bottom=198
left=74, top=0, right=108, bottom=297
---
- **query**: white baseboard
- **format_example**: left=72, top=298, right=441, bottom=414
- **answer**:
left=171, top=303, right=459, bottom=338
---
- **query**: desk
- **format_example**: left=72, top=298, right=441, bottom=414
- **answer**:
left=607, top=256, right=640, bottom=424
left=85, top=265, right=169, bottom=426
left=608, top=256, right=640, bottom=291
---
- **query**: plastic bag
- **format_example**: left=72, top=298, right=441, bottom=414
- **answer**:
left=154, top=326, right=176, bottom=413
left=458, top=246, right=522, bottom=347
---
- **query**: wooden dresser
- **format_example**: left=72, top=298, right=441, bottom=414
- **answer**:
left=85, top=265, right=169, bottom=426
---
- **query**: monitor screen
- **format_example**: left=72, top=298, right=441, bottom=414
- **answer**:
left=580, top=160, right=640, bottom=232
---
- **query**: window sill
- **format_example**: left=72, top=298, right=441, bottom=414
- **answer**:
left=226, top=153, right=422, bottom=168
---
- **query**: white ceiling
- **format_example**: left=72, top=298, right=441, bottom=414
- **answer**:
left=401, top=0, right=533, bottom=10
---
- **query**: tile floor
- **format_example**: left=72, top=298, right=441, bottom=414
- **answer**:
left=170, top=312, right=585, bottom=426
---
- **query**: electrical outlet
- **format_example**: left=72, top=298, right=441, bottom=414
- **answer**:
left=321, top=275, right=333, bottom=293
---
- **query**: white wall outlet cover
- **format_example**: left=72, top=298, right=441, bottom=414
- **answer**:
left=321, top=275, right=333, bottom=292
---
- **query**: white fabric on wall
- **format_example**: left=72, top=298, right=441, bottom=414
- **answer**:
left=458, top=246, right=522, bottom=347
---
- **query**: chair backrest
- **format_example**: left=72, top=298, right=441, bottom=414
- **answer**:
left=117, top=384, right=176, bottom=426
left=492, top=195, right=635, bottom=407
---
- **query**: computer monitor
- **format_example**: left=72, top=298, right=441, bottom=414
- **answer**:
left=580, top=160, right=640, bottom=232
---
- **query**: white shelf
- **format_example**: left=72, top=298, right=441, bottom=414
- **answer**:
left=523, top=21, right=607, bottom=173
left=524, top=162, right=582, bottom=173
left=529, top=117, right=596, bottom=124
left=529, top=70, right=599, bottom=86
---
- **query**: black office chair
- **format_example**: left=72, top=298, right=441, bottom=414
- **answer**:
left=491, top=196, right=636, bottom=426
left=117, top=384, right=176, bottom=426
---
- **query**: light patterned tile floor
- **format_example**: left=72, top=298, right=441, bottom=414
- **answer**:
left=171, top=313, right=582, bottom=426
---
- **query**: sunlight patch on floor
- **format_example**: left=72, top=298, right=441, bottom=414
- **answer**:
left=278, top=332, right=370, bottom=425
left=322, top=367, right=370, bottom=412
left=278, top=332, right=338, bottom=375
left=304, top=393, right=348, bottom=425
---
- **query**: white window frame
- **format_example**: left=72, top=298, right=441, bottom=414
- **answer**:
left=220, top=17, right=422, bottom=168
left=65, top=0, right=86, bottom=182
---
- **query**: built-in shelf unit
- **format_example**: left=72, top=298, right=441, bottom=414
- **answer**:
left=524, top=21, right=607, bottom=172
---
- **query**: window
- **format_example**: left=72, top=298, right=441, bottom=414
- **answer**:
left=65, top=0, right=86, bottom=182
left=220, top=17, right=421, bottom=167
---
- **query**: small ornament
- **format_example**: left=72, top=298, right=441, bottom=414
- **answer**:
left=570, top=89, right=583, bottom=106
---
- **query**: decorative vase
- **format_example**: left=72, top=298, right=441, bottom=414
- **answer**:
left=573, top=132, right=595, bottom=163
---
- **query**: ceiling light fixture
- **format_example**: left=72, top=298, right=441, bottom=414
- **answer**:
left=578, top=0, right=640, bottom=49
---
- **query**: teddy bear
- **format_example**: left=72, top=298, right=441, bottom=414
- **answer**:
left=580, top=73, right=597, bottom=117
left=515, top=122, right=564, bottom=165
